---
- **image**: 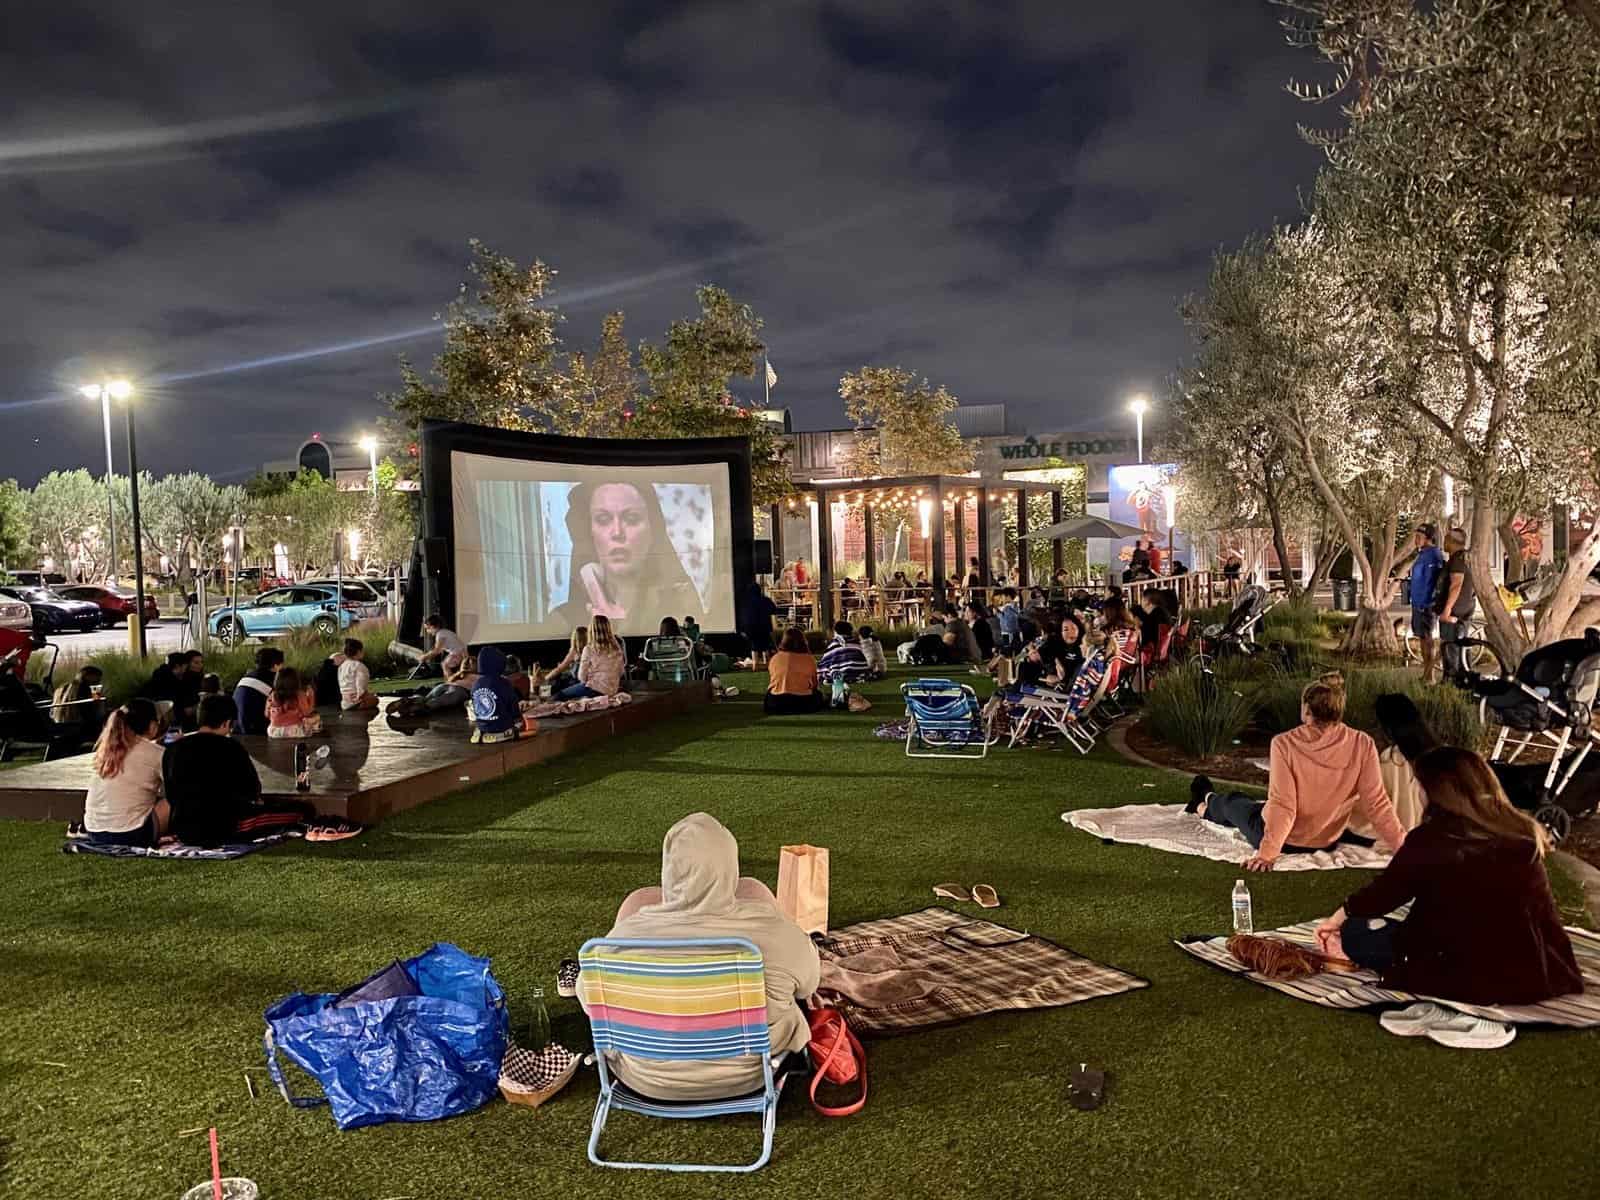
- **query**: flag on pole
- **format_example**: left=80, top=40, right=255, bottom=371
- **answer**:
left=765, top=358, right=779, bottom=390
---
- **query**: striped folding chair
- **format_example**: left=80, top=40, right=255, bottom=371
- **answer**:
left=578, top=937, right=782, bottom=1173
left=901, top=678, right=996, bottom=759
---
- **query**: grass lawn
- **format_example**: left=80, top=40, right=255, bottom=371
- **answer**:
left=2, top=666, right=1596, bottom=1199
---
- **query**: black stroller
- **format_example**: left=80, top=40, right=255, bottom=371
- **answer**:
left=1456, top=627, right=1600, bottom=842
left=1191, top=585, right=1275, bottom=669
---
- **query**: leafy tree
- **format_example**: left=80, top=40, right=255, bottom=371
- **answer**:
left=1284, top=0, right=1600, bottom=653
left=0, top=479, right=31, bottom=570
left=558, top=310, right=637, bottom=437
left=248, top=470, right=365, bottom=574
left=837, top=367, right=974, bottom=478
left=27, top=470, right=106, bottom=580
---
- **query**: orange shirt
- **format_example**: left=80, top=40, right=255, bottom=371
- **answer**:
left=766, top=651, right=818, bottom=696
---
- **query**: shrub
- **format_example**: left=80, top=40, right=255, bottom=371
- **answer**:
left=1255, top=665, right=1486, bottom=752
left=1142, top=662, right=1255, bottom=758
left=1263, top=599, right=1323, bottom=642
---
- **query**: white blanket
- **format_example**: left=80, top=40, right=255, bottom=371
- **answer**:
left=1062, top=803, right=1391, bottom=871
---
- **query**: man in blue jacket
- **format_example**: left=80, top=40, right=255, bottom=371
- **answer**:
left=1407, top=522, right=1446, bottom=683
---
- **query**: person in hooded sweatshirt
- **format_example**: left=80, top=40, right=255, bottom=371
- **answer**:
left=583, top=812, right=821, bottom=1102
left=1189, top=672, right=1406, bottom=871
left=469, top=646, right=523, bottom=744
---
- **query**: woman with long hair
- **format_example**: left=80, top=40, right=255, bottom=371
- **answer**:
left=83, top=698, right=169, bottom=847
left=1316, top=747, right=1582, bottom=1032
left=266, top=666, right=319, bottom=738
left=557, top=613, right=627, bottom=700
left=765, top=625, right=824, bottom=714
left=546, top=626, right=589, bottom=690
left=550, top=481, right=703, bottom=632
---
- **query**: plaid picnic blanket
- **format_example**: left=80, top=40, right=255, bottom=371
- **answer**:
left=62, top=834, right=286, bottom=860
left=816, top=907, right=1148, bottom=1036
left=1176, top=920, right=1600, bottom=1028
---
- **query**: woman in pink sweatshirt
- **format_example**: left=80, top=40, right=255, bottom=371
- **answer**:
left=1189, top=672, right=1406, bottom=871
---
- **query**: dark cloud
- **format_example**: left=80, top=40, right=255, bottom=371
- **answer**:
left=0, top=0, right=1324, bottom=482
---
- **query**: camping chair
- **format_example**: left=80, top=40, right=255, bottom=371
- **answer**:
left=640, top=636, right=705, bottom=685
left=578, top=937, right=783, bottom=1174
left=901, top=678, right=997, bottom=759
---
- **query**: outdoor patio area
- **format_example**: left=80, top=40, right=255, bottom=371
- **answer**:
left=4, top=665, right=1595, bottom=1199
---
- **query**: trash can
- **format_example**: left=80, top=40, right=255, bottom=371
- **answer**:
left=1331, top=578, right=1356, bottom=612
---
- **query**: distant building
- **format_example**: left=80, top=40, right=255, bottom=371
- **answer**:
left=262, top=436, right=419, bottom=491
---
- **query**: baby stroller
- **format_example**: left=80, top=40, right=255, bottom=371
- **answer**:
left=1191, top=585, right=1275, bottom=669
left=1456, top=628, right=1600, bottom=842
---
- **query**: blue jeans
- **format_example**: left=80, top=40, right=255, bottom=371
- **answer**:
left=555, top=683, right=602, bottom=700
left=1202, top=792, right=1375, bottom=854
left=1341, top=917, right=1399, bottom=972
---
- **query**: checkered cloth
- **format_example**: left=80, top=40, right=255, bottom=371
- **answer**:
left=816, top=907, right=1148, bottom=1036
left=499, top=1042, right=583, bottom=1106
left=1176, top=920, right=1600, bottom=1028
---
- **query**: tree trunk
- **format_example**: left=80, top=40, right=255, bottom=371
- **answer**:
left=1261, top=469, right=1299, bottom=600
left=1469, top=493, right=1528, bottom=663
left=1308, top=536, right=1344, bottom=593
left=1498, top=517, right=1527, bottom=585
left=1562, top=597, right=1600, bottom=640
left=1340, top=603, right=1400, bottom=657
left=1535, top=522, right=1600, bottom=646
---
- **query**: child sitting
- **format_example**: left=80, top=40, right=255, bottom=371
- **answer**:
left=266, top=667, right=320, bottom=739
left=469, top=647, right=523, bottom=744
left=857, top=625, right=888, bottom=680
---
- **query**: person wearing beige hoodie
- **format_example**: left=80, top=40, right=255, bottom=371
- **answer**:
left=583, top=812, right=821, bottom=1101
left=1192, top=673, right=1407, bottom=871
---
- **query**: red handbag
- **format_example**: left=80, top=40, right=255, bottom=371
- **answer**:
left=806, top=1006, right=867, bottom=1116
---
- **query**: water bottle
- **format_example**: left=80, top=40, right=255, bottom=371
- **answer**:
left=526, top=986, right=551, bottom=1050
left=1231, top=879, right=1253, bottom=934
left=294, top=744, right=310, bottom=793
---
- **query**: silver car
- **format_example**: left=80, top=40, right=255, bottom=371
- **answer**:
left=0, top=596, right=30, bottom=632
left=299, top=577, right=388, bottom=620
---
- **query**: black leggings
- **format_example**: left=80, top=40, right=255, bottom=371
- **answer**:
left=764, top=691, right=825, bottom=715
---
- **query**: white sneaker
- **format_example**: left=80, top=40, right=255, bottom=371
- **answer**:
left=1378, top=1002, right=1455, bottom=1037
left=1379, top=1002, right=1517, bottom=1049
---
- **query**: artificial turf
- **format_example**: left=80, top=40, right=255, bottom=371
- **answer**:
left=2, top=667, right=1595, bottom=1199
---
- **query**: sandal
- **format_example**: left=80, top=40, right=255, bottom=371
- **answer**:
left=971, top=884, right=1001, bottom=908
left=933, top=883, right=972, bottom=902
left=1068, top=1062, right=1107, bottom=1111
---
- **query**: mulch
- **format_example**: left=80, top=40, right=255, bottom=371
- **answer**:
left=1124, top=719, right=1271, bottom=786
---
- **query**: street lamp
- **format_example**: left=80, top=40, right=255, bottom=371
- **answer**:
left=79, top=379, right=131, bottom=584
left=1128, top=395, right=1150, bottom=464
left=358, top=433, right=379, bottom=496
left=82, top=380, right=147, bottom=657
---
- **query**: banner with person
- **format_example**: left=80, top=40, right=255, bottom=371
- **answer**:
left=1107, top=463, right=1187, bottom=576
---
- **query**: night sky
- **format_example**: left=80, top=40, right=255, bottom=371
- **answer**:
left=1, top=1, right=1324, bottom=484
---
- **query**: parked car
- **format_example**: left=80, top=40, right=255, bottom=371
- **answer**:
left=208, top=585, right=359, bottom=644
left=0, top=586, right=104, bottom=635
left=299, top=577, right=388, bottom=620
left=56, top=585, right=160, bottom=628
left=0, top=596, right=31, bottom=632
left=6, top=570, right=46, bottom=589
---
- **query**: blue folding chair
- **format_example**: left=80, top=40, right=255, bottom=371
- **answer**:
left=578, top=937, right=782, bottom=1173
left=901, top=678, right=997, bottom=759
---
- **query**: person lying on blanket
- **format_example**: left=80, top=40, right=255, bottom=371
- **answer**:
left=581, top=812, right=821, bottom=1102
left=164, top=694, right=317, bottom=847
left=1188, top=672, right=1406, bottom=871
left=1314, top=747, right=1582, bottom=1006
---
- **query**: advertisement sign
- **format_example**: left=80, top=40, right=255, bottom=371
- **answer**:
left=1107, top=463, right=1188, bottom=574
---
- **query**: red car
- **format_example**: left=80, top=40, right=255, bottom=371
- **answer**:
left=57, top=585, right=160, bottom=628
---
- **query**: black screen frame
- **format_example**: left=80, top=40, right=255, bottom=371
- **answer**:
left=417, top=420, right=755, bottom=652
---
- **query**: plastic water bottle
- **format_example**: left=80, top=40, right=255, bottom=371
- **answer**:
left=1231, top=879, right=1254, bottom=934
left=526, top=986, right=551, bottom=1051
left=294, top=744, right=310, bottom=792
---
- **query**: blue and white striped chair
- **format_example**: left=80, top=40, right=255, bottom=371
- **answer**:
left=901, top=678, right=996, bottom=759
left=578, top=937, right=783, bottom=1173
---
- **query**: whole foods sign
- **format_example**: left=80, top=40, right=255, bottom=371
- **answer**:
left=996, top=435, right=1134, bottom=462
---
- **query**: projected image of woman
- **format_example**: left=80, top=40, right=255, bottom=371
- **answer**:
left=551, top=481, right=702, bottom=630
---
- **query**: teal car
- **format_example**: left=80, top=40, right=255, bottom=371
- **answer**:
left=209, top=585, right=359, bottom=644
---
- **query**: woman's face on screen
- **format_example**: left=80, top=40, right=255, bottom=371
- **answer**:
left=590, top=484, right=652, bottom=580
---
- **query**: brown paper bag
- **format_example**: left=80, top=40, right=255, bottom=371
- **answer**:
left=776, top=844, right=830, bottom=935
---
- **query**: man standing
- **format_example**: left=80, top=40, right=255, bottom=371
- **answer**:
left=1407, top=523, right=1446, bottom=683
left=1436, top=527, right=1476, bottom=681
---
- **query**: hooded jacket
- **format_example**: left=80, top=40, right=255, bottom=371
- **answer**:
left=1262, top=723, right=1407, bottom=859
left=469, top=647, right=521, bottom=736
left=595, top=813, right=821, bottom=1101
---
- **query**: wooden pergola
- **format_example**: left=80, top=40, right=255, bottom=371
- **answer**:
left=768, top=474, right=1068, bottom=628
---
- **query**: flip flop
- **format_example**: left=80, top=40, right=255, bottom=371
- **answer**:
left=933, top=883, right=972, bottom=902
left=1068, top=1062, right=1107, bottom=1111
left=971, top=884, right=1001, bottom=908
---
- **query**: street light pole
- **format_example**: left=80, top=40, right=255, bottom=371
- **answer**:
left=100, top=392, right=118, bottom=584
left=1129, top=395, right=1150, bottom=464
left=124, top=400, right=148, bottom=659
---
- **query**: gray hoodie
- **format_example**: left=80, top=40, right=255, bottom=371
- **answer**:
left=595, top=813, right=821, bottom=1100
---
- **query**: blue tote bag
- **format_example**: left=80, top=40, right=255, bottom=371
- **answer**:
left=264, top=942, right=508, bottom=1130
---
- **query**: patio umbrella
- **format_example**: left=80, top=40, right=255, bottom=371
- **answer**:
left=1030, top=515, right=1149, bottom=541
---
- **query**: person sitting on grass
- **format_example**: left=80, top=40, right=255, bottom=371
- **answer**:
left=387, top=655, right=478, bottom=718
left=164, top=694, right=317, bottom=847
left=818, top=621, right=870, bottom=707
left=266, top=667, right=319, bottom=739
left=469, top=647, right=523, bottom=744
left=1370, top=692, right=1438, bottom=832
left=1189, top=672, right=1406, bottom=871
left=1315, top=747, right=1582, bottom=1023
left=82, top=699, right=168, bottom=847
left=200, top=672, right=222, bottom=699
left=545, top=626, right=588, bottom=692
left=234, top=646, right=284, bottom=736
left=942, top=605, right=982, bottom=664
left=337, top=638, right=380, bottom=711
left=857, top=625, right=888, bottom=680
left=764, top=626, right=825, bottom=714
left=141, top=650, right=204, bottom=731
left=965, top=600, right=997, bottom=664
left=906, top=615, right=948, bottom=666
left=555, top=614, right=626, bottom=700
left=582, top=812, right=820, bottom=1102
